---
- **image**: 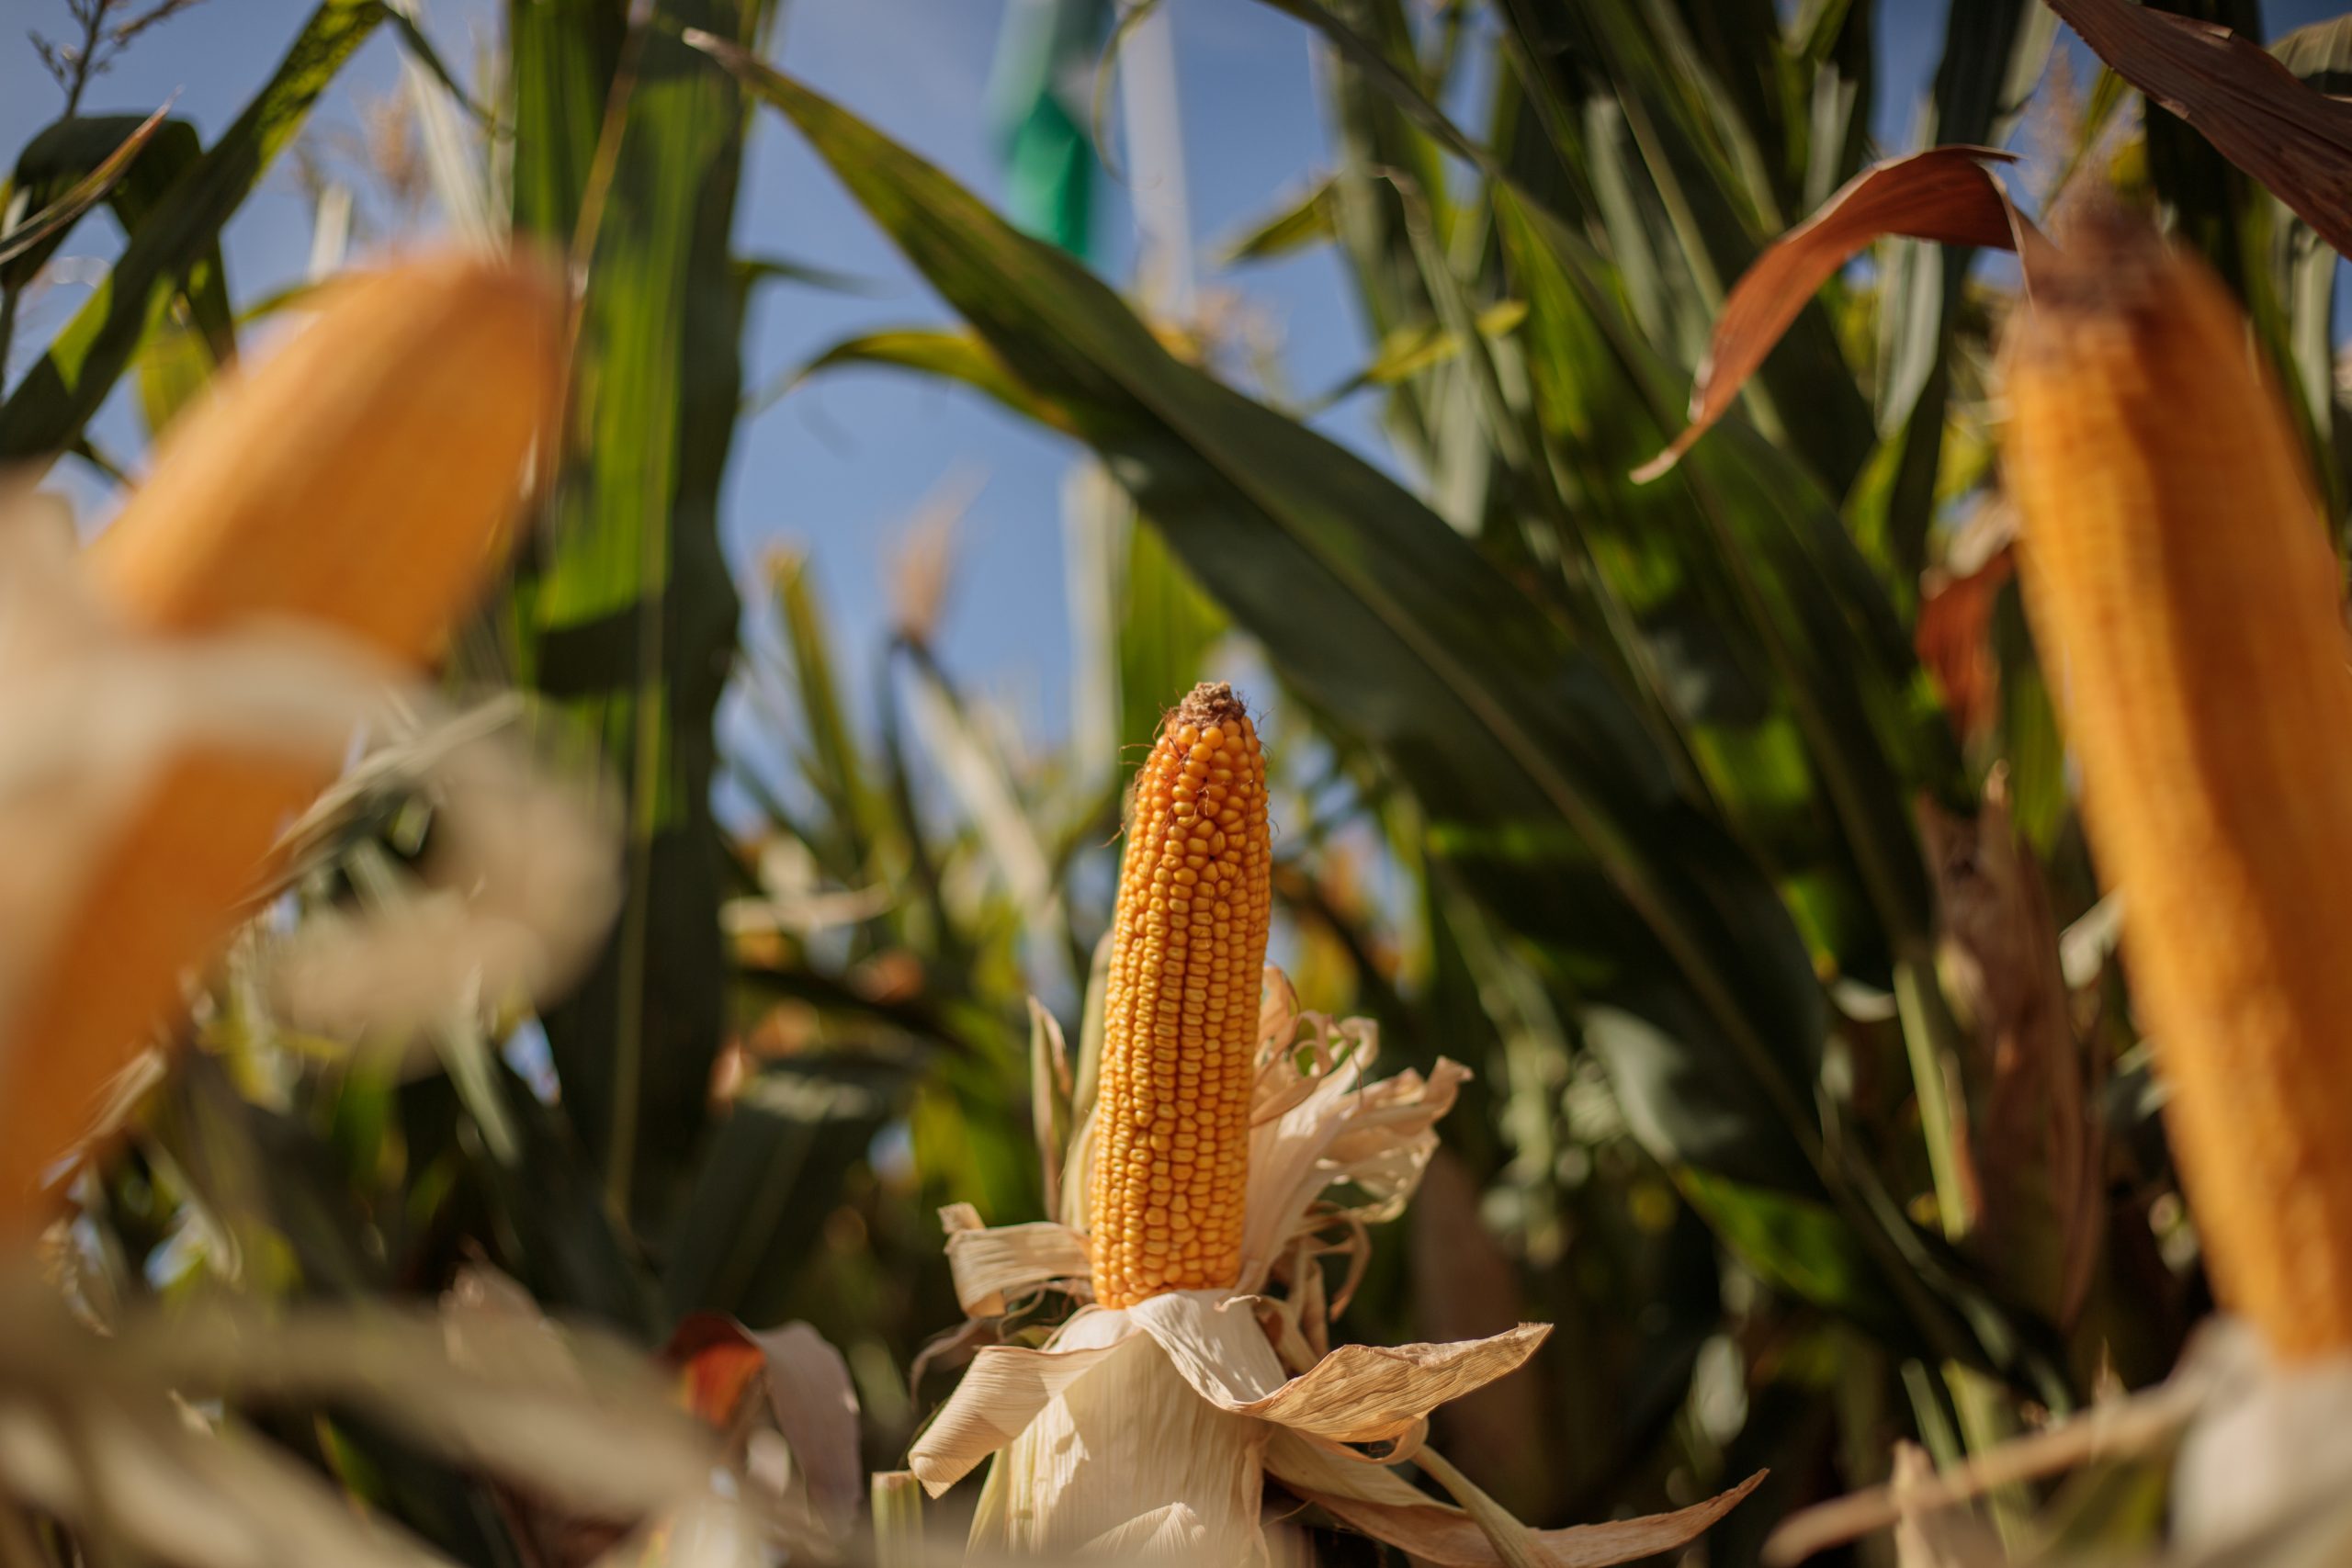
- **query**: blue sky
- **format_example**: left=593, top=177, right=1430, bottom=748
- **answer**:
left=6, top=0, right=2347, bottom=764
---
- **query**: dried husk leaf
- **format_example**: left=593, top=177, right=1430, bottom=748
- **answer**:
left=0, top=1269, right=714, bottom=1568
left=1238, top=1000, right=1467, bottom=1292
left=908, top=1315, right=1133, bottom=1495
left=0, top=1394, right=442, bottom=1568
left=129, top=1304, right=713, bottom=1517
left=1078, top=1502, right=1211, bottom=1560
left=911, top=1292, right=1546, bottom=1502
left=921, top=970, right=1579, bottom=1559
left=752, top=1321, right=865, bottom=1541
left=262, top=718, right=616, bottom=1039
left=2172, top=1325, right=2352, bottom=1556
left=1128, top=1292, right=1549, bottom=1446
left=980, top=1317, right=1268, bottom=1563
left=1265, top=1428, right=1767, bottom=1568
left=941, top=1205, right=1091, bottom=1318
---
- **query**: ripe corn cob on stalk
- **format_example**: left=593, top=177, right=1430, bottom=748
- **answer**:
left=902, top=685, right=1761, bottom=1562
left=1091, top=682, right=1272, bottom=1306
left=0, top=253, right=562, bottom=1222
left=2002, top=212, right=2352, bottom=1360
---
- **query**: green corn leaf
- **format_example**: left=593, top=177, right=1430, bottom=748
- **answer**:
left=1216, top=173, right=1340, bottom=265
left=749, top=324, right=1058, bottom=427
left=505, top=0, right=765, bottom=1239
left=1499, top=0, right=1875, bottom=496
left=662, top=1059, right=909, bottom=1324
left=1853, top=0, right=2053, bottom=596
left=767, top=551, right=883, bottom=883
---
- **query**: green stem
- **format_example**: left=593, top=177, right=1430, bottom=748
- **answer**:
left=0, top=285, right=19, bottom=384
left=1894, top=954, right=1971, bottom=1240
left=871, top=1471, right=923, bottom=1568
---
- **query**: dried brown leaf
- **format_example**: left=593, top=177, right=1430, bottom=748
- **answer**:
left=1915, top=545, right=2014, bottom=744
left=2048, top=0, right=2352, bottom=259
left=1636, top=148, right=2030, bottom=481
left=1266, top=1429, right=1764, bottom=1568
left=1919, top=777, right=2100, bottom=1327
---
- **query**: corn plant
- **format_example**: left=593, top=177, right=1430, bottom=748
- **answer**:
left=13, top=0, right=2352, bottom=1564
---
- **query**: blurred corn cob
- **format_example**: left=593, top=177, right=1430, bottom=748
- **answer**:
left=0, top=253, right=562, bottom=1222
left=1090, top=682, right=1272, bottom=1307
left=2002, top=211, right=2352, bottom=1359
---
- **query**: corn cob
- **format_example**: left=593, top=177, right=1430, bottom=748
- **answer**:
left=2002, top=212, right=2352, bottom=1359
left=1090, top=682, right=1272, bottom=1308
left=0, top=253, right=562, bottom=1220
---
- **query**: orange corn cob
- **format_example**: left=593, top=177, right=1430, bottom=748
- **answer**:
left=0, top=253, right=562, bottom=1222
left=1090, top=682, right=1272, bottom=1308
left=2002, top=212, right=2352, bottom=1359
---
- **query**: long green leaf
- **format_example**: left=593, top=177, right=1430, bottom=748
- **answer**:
left=749, top=325, right=1058, bottom=426
left=1498, top=0, right=1874, bottom=494
left=1853, top=0, right=2053, bottom=593
left=506, top=0, right=763, bottom=1239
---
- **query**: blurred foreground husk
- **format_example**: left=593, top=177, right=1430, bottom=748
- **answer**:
left=0, top=253, right=561, bottom=1222
left=2001, top=212, right=2352, bottom=1362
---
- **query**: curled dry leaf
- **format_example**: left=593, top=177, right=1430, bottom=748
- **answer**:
left=1265, top=1429, right=1767, bottom=1568
left=2047, top=0, right=2352, bottom=260
left=1634, top=147, right=2030, bottom=482
left=663, top=1311, right=865, bottom=1546
left=940, top=1204, right=1091, bottom=1318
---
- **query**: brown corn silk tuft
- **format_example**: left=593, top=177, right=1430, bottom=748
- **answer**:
left=2002, top=209, right=2352, bottom=1359
left=1090, top=682, right=1273, bottom=1308
left=0, top=253, right=563, bottom=1224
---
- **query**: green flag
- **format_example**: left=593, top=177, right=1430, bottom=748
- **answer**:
left=984, top=0, right=1112, bottom=257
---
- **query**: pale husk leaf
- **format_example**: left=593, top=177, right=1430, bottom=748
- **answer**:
left=940, top=1203, right=1091, bottom=1318
left=1128, top=1291, right=1549, bottom=1446
left=907, top=1309, right=1135, bottom=1495
left=1079, top=1502, right=1210, bottom=1560
left=748, top=1320, right=865, bottom=1542
left=987, top=1328, right=1267, bottom=1563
